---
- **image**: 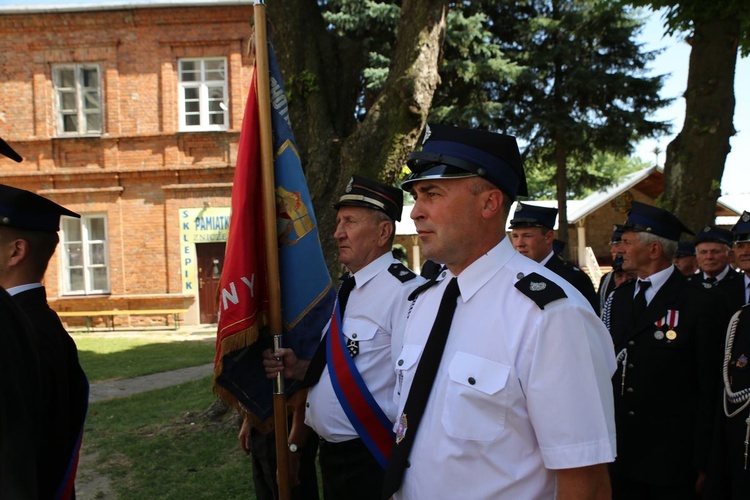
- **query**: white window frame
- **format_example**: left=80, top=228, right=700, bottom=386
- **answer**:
left=178, top=57, right=229, bottom=131
left=52, top=63, right=103, bottom=137
left=60, top=214, right=110, bottom=295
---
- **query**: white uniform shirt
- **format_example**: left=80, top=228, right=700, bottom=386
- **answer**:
left=306, top=252, right=424, bottom=442
left=394, top=238, right=616, bottom=499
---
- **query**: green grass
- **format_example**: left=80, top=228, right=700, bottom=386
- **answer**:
left=85, top=375, right=253, bottom=499
left=74, top=337, right=215, bottom=382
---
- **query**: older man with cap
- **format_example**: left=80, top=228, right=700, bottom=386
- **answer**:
left=598, top=225, right=629, bottom=313
left=382, top=124, right=616, bottom=499
left=265, top=176, right=424, bottom=500
left=510, top=202, right=599, bottom=313
left=603, top=201, right=724, bottom=499
left=689, top=225, right=746, bottom=314
left=703, top=210, right=750, bottom=499
left=0, top=182, right=89, bottom=499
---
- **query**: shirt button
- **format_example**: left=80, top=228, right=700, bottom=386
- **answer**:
left=352, top=333, right=358, bottom=339
left=626, top=387, right=634, bottom=393
left=397, top=359, right=404, bottom=366
left=468, top=377, right=476, bottom=385
left=516, top=272, right=524, bottom=279
left=406, top=460, right=411, bottom=468
left=627, top=411, right=635, bottom=417
left=306, top=402, right=310, bottom=408
left=628, top=340, right=635, bottom=346
left=627, top=363, right=634, bottom=369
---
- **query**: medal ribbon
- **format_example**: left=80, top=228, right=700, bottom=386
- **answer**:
left=326, top=303, right=394, bottom=469
left=667, top=309, right=679, bottom=330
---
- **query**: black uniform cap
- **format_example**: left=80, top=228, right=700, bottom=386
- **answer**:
left=333, top=175, right=403, bottom=222
left=509, top=202, right=558, bottom=230
left=621, top=201, right=693, bottom=242
left=731, top=211, right=750, bottom=244
left=694, top=225, right=732, bottom=246
left=674, top=240, right=696, bottom=257
left=0, top=184, right=80, bottom=232
left=401, top=124, right=527, bottom=200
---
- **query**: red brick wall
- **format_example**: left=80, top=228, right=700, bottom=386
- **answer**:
left=0, top=4, right=253, bottom=324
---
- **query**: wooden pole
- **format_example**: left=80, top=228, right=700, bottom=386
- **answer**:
left=253, top=2, right=291, bottom=499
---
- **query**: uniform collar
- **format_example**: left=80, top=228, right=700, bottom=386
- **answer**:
left=350, top=251, right=393, bottom=289
left=443, top=237, right=513, bottom=303
left=703, top=265, right=731, bottom=282
left=540, top=250, right=555, bottom=266
left=6, top=282, right=43, bottom=296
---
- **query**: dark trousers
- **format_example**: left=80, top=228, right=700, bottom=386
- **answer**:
left=611, top=470, right=698, bottom=500
left=250, top=426, right=320, bottom=500
left=318, top=438, right=383, bottom=500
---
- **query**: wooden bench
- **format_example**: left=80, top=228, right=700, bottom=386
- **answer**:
left=57, top=309, right=189, bottom=332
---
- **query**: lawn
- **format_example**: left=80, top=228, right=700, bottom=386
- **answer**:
left=74, top=335, right=215, bottom=382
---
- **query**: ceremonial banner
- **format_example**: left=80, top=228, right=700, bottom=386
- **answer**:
left=214, top=38, right=335, bottom=424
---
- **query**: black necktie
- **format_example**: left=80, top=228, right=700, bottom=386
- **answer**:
left=633, top=280, right=651, bottom=318
left=383, top=277, right=460, bottom=498
left=302, top=275, right=356, bottom=387
left=705, top=276, right=717, bottom=285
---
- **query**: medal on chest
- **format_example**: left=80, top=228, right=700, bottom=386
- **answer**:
left=654, top=310, right=679, bottom=341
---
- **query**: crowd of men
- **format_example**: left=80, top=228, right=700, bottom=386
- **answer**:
left=4, top=119, right=750, bottom=499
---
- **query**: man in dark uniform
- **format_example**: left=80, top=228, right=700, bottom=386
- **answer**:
left=0, top=137, right=42, bottom=499
left=509, top=202, right=599, bottom=313
left=0, top=183, right=89, bottom=499
left=604, top=201, right=724, bottom=499
left=704, top=210, right=750, bottom=499
left=674, top=240, right=698, bottom=276
left=689, top=225, right=746, bottom=314
left=599, top=225, right=627, bottom=314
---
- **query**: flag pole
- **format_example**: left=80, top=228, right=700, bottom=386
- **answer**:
left=253, top=1, right=291, bottom=499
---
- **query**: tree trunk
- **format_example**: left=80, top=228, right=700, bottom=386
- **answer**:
left=268, top=0, right=447, bottom=273
left=663, top=16, right=739, bottom=230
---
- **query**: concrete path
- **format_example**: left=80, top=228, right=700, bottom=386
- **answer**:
left=88, top=362, right=215, bottom=403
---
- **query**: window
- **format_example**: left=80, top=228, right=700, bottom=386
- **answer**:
left=178, top=58, right=228, bottom=131
left=53, top=64, right=103, bottom=136
left=61, top=215, right=110, bottom=295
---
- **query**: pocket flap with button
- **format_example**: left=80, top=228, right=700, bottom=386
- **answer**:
left=342, top=319, right=378, bottom=342
left=395, top=344, right=423, bottom=371
left=448, top=352, right=510, bottom=396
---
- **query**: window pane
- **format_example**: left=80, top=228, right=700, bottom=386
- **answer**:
left=69, top=268, right=84, bottom=292
left=209, top=113, right=225, bottom=125
left=208, top=100, right=223, bottom=112
left=81, top=67, right=98, bottom=88
left=185, top=101, right=200, bottom=113
left=91, top=268, right=108, bottom=291
left=63, top=115, right=78, bottom=132
left=63, top=218, right=82, bottom=241
left=58, top=68, right=75, bottom=88
left=89, top=243, right=105, bottom=265
left=205, top=63, right=226, bottom=80
left=66, top=243, right=83, bottom=267
left=184, top=87, right=199, bottom=100
left=60, top=92, right=77, bottom=111
left=83, top=91, right=101, bottom=110
left=89, top=218, right=106, bottom=240
left=186, top=114, right=200, bottom=126
left=85, top=112, right=102, bottom=133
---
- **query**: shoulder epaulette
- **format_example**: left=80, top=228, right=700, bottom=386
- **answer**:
left=514, top=272, right=567, bottom=309
left=389, top=262, right=417, bottom=283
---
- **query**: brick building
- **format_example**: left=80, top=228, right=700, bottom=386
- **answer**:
left=0, top=0, right=255, bottom=326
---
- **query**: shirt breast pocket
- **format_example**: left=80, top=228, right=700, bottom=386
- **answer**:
left=343, top=318, right=381, bottom=347
left=441, top=352, right=511, bottom=441
left=394, top=344, right=423, bottom=398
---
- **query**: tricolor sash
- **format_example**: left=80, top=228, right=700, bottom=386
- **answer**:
left=326, top=302, right=395, bottom=468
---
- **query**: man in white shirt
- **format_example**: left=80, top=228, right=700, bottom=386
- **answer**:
left=383, top=124, right=616, bottom=499
left=265, top=176, right=423, bottom=500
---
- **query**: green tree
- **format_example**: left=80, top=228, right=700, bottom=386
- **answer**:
left=624, top=1, right=750, bottom=231
left=489, top=0, right=670, bottom=256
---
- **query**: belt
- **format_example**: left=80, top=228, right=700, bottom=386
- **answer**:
left=318, top=437, right=366, bottom=452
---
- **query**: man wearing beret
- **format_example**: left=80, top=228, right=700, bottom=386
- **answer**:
left=603, top=201, right=724, bottom=498
left=704, top=210, right=750, bottom=498
left=509, top=202, right=599, bottom=314
left=689, top=225, right=746, bottom=314
left=265, top=176, right=424, bottom=499
left=0, top=181, right=89, bottom=499
left=383, top=124, right=616, bottom=499
left=0, top=137, right=43, bottom=498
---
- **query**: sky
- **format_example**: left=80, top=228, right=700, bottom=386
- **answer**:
left=1, top=1, right=748, bottom=195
